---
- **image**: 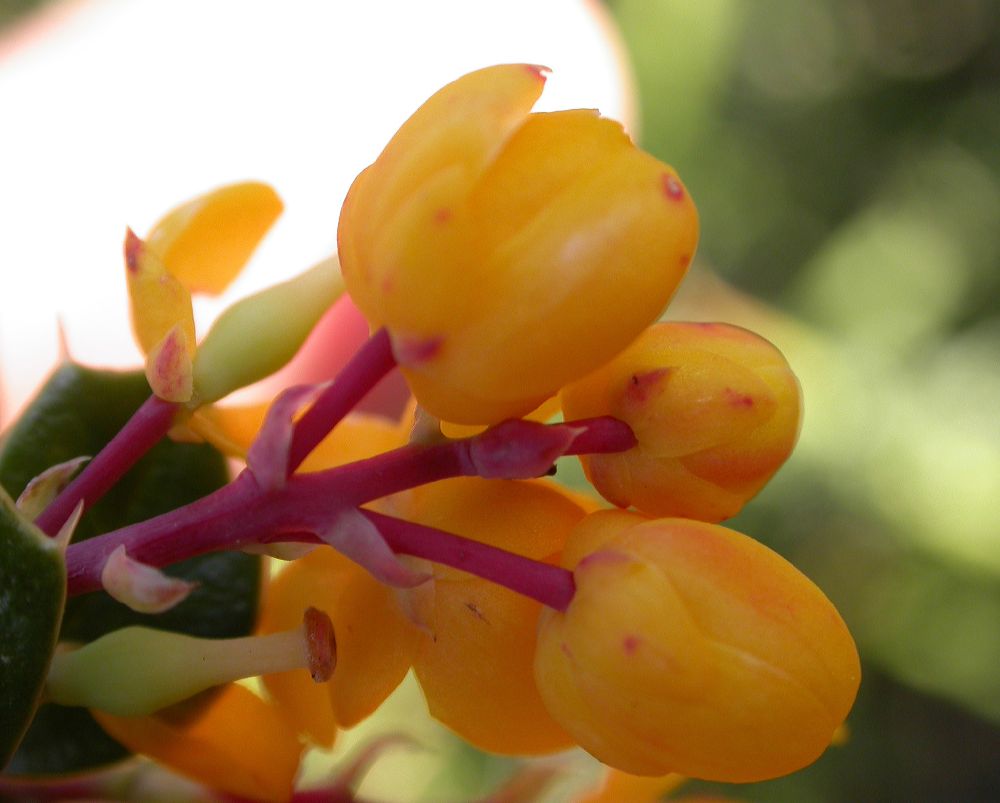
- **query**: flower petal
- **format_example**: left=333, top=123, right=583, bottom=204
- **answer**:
left=124, top=229, right=196, bottom=359
left=575, top=769, right=686, bottom=803
left=258, top=547, right=352, bottom=747
left=93, top=683, right=303, bottom=803
left=316, top=507, right=430, bottom=589
left=339, top=64, right=546, bottom=325
left=246, top=384, right=322, bottom=490
left=326, top=564, right=423, bottom=727
left=100, top=544, right=197, bottom=614
left=145, top=324, right=194, bottom=403
left=146, top=181, right=283, bottom=295
left=259, top=547, right=422, bottom=734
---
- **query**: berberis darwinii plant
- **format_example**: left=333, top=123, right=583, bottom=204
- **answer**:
left=0, top=65, right=860, bottom=802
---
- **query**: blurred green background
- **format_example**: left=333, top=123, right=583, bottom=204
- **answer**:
left=609, top=0, right=1000, bottom=800
left=3, top=0, right=999, bottom=800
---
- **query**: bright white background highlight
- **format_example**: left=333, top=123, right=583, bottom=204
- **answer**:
left=0, top=0, right=632, bottom=423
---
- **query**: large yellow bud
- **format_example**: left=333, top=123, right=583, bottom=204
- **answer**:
left=534, top=511, right=860, bottom=782
left=338, top=64, right=698, bottom=424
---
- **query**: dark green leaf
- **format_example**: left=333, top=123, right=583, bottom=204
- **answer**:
left=0, top=362, right=261, bottom=776
left=0, top=487, right=65, bottom=769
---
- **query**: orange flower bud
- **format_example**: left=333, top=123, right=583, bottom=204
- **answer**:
left=254, top=413, right=417, bottom=743
left=338, top=64, right=698, bottom=424
left=404, top=477, right=588, bottom=754
left=534, top=512, right=860, bottom=782
left=560, top=322, right=801, bottom=521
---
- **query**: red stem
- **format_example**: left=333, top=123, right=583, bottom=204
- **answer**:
left=63, top=417, right=632, bottom=599
left=365, top=510, right=576, bottom=611
left=34, top=394, right=178, bottom=535
left=286, top=327, right=396, bottom=472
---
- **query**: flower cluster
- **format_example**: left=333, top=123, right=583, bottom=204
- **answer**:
left=0, top=65, right=859, bottom=802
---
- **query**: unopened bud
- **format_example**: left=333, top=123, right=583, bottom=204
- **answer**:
left=46, top=609, right=335, bottom=717
left=192, top=258, right=344, bottom=403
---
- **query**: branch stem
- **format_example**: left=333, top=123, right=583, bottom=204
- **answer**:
left=35, top=394, right=178, bottom=535
left=64, top=416, right=631, bottom=601
left=286, top=327, right=396, bottom=473
left=366, top=510, right=576, bottom=611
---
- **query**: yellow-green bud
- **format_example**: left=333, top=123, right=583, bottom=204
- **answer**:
left=192, top=257, right=344, bottom=404
left=46, top=610, right=334, bottom=717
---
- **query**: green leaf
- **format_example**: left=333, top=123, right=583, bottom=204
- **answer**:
left=0, top=487, right=66, bottom=769
left=0, top=362, right=261, bottom=776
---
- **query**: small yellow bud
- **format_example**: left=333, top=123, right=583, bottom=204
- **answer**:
left=561, top=322, right=801, bottom=521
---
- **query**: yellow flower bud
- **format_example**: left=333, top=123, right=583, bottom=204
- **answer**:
left=339, top=64, right=698, bottom=424
left=534, top=513, right=860, bottom=782
left=560, top=322, right=801, bottom=521
left=403, top=477, right=588, bottom=754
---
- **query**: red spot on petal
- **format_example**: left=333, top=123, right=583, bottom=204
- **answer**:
left=626, top=367, right=673, bottom=404
left=525, top=64, right=550, bottom=82
left=679, top=253, right=691, bottom=268
left=392, top=333, right=443, bottom=366
left=577, top=549, right=631, bottom=571
left=662, top=174, right=685, bottom=202
left=725, top=387, right=755, bottom=409
left=623, top=634, right=641, bottom=655
left=434, top=207, right=452, bottom=224
left=124, top=228, right=142, bottom=273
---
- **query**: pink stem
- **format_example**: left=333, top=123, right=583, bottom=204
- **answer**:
left=365, top=510, right=576, bottom=611
left=35, top=394, right=178, bottom=535
left=63, top=417, right=632, bottom=599
left=286, top=327, right=396, bottom=473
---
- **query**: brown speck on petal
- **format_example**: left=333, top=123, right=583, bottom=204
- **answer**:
left=304, top=606, right=336, bottom=682
left=625, top=367, right=673, bottom=405
left=464, top=601, right=488, bottom=623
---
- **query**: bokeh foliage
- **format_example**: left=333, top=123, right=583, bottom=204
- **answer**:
left=610, top=0, right=1000, bottom=799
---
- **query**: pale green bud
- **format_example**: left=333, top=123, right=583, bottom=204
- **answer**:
left=46, top=610, right=334, bottom=717
left=192, top=257, right=344, bottom=404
